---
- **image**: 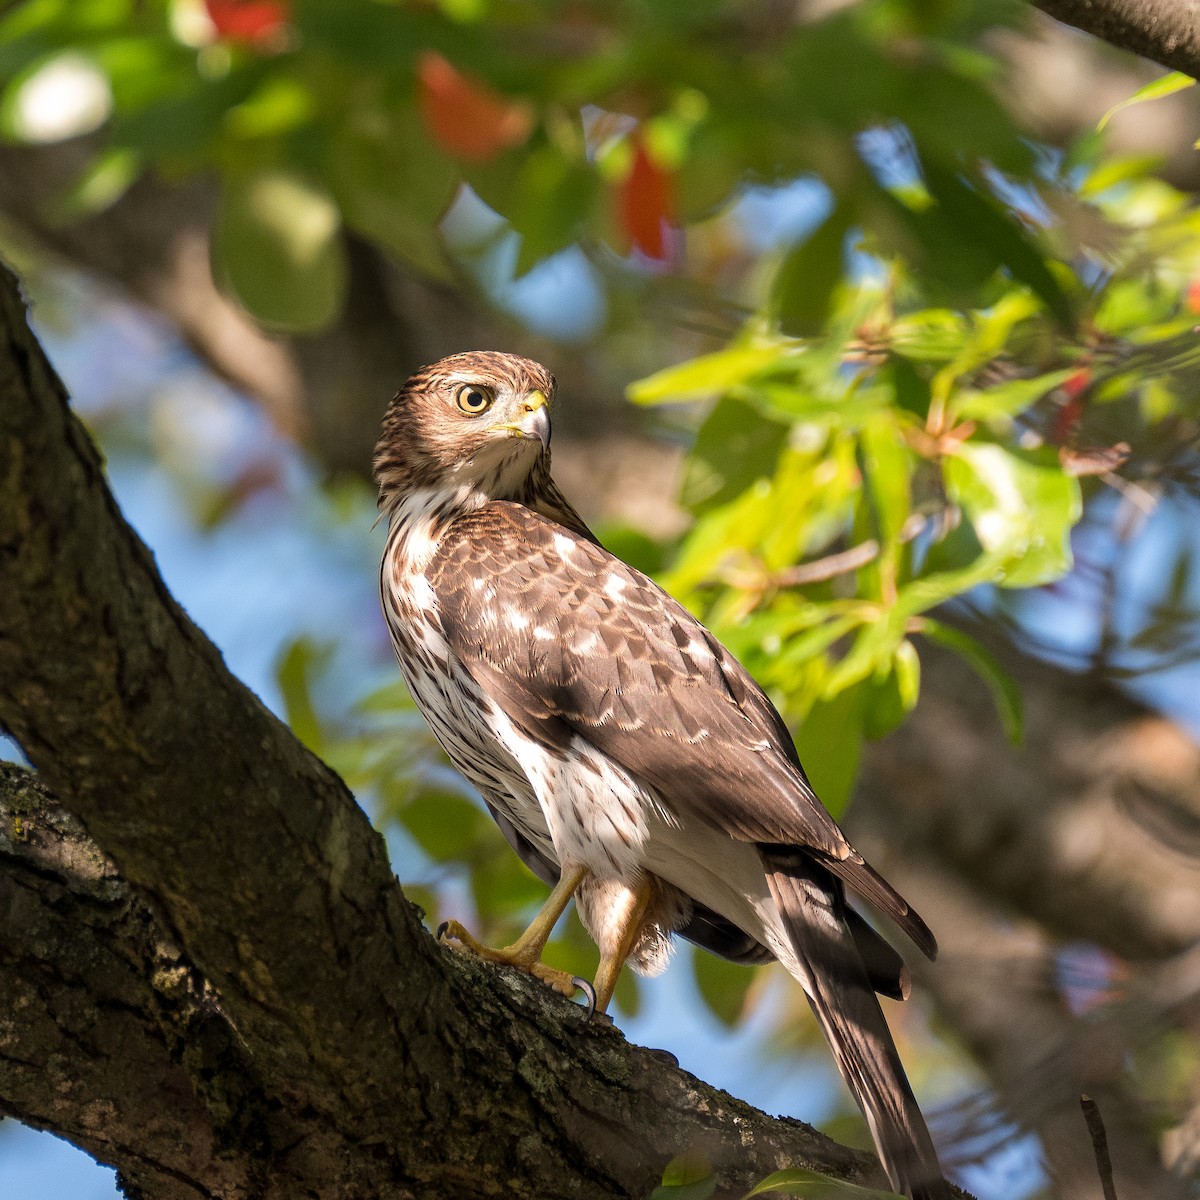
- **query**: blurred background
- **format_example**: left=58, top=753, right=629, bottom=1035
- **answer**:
left=2, top=1, right=1200, bottom=1197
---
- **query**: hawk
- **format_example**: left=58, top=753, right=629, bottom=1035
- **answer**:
left=375, top=351, right=950, bottom=1200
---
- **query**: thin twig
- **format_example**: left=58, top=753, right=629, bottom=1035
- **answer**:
left=1080, top=1094, right=1119, bottom=1200
left=771, top=540, right=881, bottom=587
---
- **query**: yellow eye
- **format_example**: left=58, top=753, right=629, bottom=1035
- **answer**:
left=455, top=383, right=494, bottom=415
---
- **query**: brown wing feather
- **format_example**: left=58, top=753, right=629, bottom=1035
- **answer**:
left=430, top=501, right=935, bottom=959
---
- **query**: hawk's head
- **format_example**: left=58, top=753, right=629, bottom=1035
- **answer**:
left=374, top=351, right=557, bottom=505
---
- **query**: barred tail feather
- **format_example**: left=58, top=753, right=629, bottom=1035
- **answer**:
left=761, top=852, right=952, bottom=1200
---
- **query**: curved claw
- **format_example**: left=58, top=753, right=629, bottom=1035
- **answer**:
left=436, top=921, right=450, bottom=941
left=572, top=976, right=597, bottom=1021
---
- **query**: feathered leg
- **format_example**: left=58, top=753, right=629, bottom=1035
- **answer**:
left=761, top=851, right=952, bottom=1200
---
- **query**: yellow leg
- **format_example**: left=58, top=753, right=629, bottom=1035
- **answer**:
left=592, top=881, right=653, bottom=1014
left=439, top=863, right=589, bottom=998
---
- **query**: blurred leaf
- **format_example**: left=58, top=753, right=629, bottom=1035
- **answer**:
left=403, top=790, right=488, bottom=861
left=920, top=619, right=1023, bottom=744
left=692, top=948, right=755, bottom=1027
left=206, top=0, right=290, bottom=45
left=772, top=203, right=854, bottom=336
left=53, top=146, right=141, bottom=218
left=743, top=1166, right=902, bottom=1198
left=275, top=637, right=329, bottom=754
left=416, top=50, right=533, bottom=162
left=1097, top=72, right=1195, bottom=133
left=862, top=638, right=919, bottom=739
left=889, top=309, right=968, bottom=362
left=598, top=525, right=669, bottom=576
left=328, top=105, right=457, bottom=281
left=921, top=161, right=1073, bottom=330
left=885, top=355, right=931, bottom=418
left=629, top=344, right=788, bottom=404
left=681, top=396, right=789, bottom=515
left=470, top=848, right=549, bottom=916
left=859, top=414, right=911, bottom=546
left=952, top=367, right=1076, bottom=422
left=617, top=131, right=676, bottom=260
left=943, top=442, right=1081, bottom=588
left=652, top=1152, right=716, bottom=1200
left=356, top=678, right=416, bottom=715
left=510, top=146, right=596, bottom=275
left=612, top=962, right=642, bottom=1017
left=214, top=168, right=347, bottom=330
left=792, top=684, right=866, bottom=818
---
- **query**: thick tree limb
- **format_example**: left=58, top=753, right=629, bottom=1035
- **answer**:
left=1033, top=0, right=1200, bottom=79
left=850, top=640, right=1200, bottom=1195
left=858, top=844, right=1188, bottom=1200
left=0, top=258, right=959, bottom=1198
left=857, top=640, right=1200, bottom=962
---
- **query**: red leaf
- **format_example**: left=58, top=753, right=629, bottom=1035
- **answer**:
left=1049, top=368, right=1090, bottom=445
left=617, top=134, right=676, bottom=262
left=416, top=52, right=532, bottom=163
left=1061, top=368, right=1091, bottom=400
left=205, top=0, right=289, bottom=43
left=1188, top=279, right=1200, bottom=314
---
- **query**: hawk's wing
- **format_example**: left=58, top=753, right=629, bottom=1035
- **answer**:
left=429, top=502, right=934, bottom=960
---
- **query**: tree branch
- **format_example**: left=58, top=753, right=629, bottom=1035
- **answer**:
left=848, top=639, right=1200, bottom=1195
left=0, top=258, right=959, bottom=1198
left=1033, top=0, right=1200, bottom=78
left=857, top=640, right=1200, bottom=962
left=858, top=845, right=1187, bottom=1200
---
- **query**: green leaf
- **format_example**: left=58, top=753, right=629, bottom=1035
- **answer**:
left=743, top=1166, right=902, bottom=1198
left=214, top=169, right=348, bottom=331
left=772, top=203, right=854, bottom=336
left=1098, top=72, right=1195, bottom=133
left=919, top=619, right=1023, bottom=744
left=328, top=104, right=458, bottom=281
left=921, top=161, right=1074, bottom=330
left=628, top=344, right=790, bottom=404
left=692, top=948, right=756, bottom=1027
left=864, top=638, right=916, bottom=739
left=680, top=396, right=790, bottom=515
left=862, top=638, right=920, bottom=739
left=53, top=146, right=141, bottom=218
left=509, top=147, right=597, bottom=276
left=356, top=678, right=416, bottom=715
left=942, top=442, right=1081, bottom=588
left=469, top=849, right=548, bottom=916
left=275, top=638, right=329, bottom=754
left=792, top=684, right=866, bottom=818
left=885, top=355, right=932, bottom=418
left=951, top=367, right=1077, bottom=422
left=403, top=791, right=488, bottom=861
left=822, top=612, right=906, bottom=698
left=889, top=309, right=968, bottom=363
left=652, top=1152, right=717, bottom=1200
left=859, top=414, right=911, bottom=546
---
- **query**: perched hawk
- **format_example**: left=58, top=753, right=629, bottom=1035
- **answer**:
left=375, top=351, right=950, bottom=1200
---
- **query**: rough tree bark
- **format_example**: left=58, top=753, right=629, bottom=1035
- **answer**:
left=0, top=260, right=961, bottom=1197
left=1034, top=0, right=1200, bottom=78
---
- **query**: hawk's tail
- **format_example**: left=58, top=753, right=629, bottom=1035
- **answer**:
left=761, top=853, right=953, bottom=1200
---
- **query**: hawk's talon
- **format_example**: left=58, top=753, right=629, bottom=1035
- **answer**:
left=437, top=916, right=590, bottom=1007
left=572, top=976, right=597, bottom=1020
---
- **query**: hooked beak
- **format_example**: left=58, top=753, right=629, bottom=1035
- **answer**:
left=510, top=389, right=551, bottom=449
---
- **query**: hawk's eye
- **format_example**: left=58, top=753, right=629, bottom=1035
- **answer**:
left=454, top=383, right=494, bottom=415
